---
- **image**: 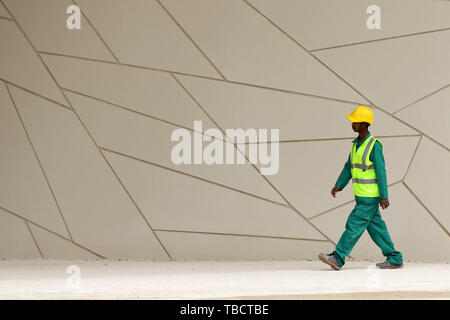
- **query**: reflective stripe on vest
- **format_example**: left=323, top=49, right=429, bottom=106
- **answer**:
left=350, top=136, right=382, bottom=197
left=352, top=178, right=377, bottom=184
left=350, top=163, right=375, bottom=170
left=361, top=137, right=375, bottom=171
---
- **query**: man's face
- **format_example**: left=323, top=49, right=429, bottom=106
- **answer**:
left=352, top=122, right=361, bottom=132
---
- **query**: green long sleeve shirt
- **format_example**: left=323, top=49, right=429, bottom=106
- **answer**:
left=335, top=132, right=388, bottom=200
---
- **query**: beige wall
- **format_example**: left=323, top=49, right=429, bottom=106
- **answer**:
left=0, top=0, right=448, bottom=261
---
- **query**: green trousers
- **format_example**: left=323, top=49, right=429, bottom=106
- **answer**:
left=332, top=197, right=403, bottom=266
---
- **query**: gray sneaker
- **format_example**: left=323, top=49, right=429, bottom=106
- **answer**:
left=318, top=253, right=342, bottom=270
left=376, top=260, right=403, bottom=269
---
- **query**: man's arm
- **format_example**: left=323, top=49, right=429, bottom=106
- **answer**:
left=370, top=141, right=389, bottom=208
left=332, top=154, right=352, bottom=197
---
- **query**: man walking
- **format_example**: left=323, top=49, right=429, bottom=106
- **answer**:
left=319, top=106, right=403, bottom=270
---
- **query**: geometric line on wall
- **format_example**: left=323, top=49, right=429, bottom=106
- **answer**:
left=309, top=27, right=450, bottom=52
left=174, top=73, right=417, bottom=142
left=0, top=0, right=10, bottom=19
left=155, top=0, right=371, bottom=104
left=155, top=229, right=335, bottom=261
left=103, top=149, right=324, bottom=240
left=2, top=6, right=175, bottom=261
left=72, top=0, right=120, bottom=63
left=0, top=81, right=70, bottom=238
left=40, top=53, right=218, bottom=131
left=308, top=180, right=403, bottom=221
left=63, top=88, right=285, bottom=205
left=5, top=82, right=73, bottom=241
left=76, top=0, right=221, bottom=78
left=238, top=135, right=422, bottom=144
left=1, top=79, right=70, bottom=110
left=38, top=50, right=371, bottom=106
left=395, top=85, right=450, bottom=150
left=243, top=0, right=371, bottom=105
left=403, top=181, right=449, bottom=238
left=10, top=85, right=171, bottom=260
left=28, top=223, right=102, bottom=260
left=152, top=228, right=331, bottom=243
left=402, top=136, right=423, bottom=181
left=0, top=204, right=104, bottom=259
left=393, top=83, right=450, bottom=115
left=0, top=17, right=67, bottom=106
left=25, top=221, right=44, bottom=259
left=313, top=30, right=450, bottom=115
left=404, top=137, right=450, bottom=233
left=61, top=87, right=221, bottom=140
left=0, top=207, right=41, bottom=259
left=156, top=0, right=227, bottom=79
left=174, top=73, right=338, bottom=245
left=4, top=0, right=116, bottom=63
left=100, top=147, right=288, bottom=208
left=247, top=0, right=450, bottom=52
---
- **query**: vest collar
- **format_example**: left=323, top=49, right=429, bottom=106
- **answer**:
left=353, top=132, right=372, bottom=144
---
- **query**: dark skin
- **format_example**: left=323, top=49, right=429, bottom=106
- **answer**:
left=331, top=122, right=390, bottom=210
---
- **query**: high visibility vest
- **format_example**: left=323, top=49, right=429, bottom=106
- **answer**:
left=350, top=136, right=382, bottom=197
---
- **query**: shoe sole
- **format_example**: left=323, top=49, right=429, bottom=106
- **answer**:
left=376, top=264, right=404, bottom=269
left=318, top=253, right=342, bottom=271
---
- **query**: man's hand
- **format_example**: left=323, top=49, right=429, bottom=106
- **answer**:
left=380, top=199, right=390, bottom=210
left=331, top=186, right=341, bottom=198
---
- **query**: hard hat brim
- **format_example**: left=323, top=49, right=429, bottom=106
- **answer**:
left=347, top=114, right=373, bottom=124
left=347, top=114, right=358, bottom=123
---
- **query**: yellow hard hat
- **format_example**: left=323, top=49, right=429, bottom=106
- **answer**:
left=347, top=106, right=374, bottom=124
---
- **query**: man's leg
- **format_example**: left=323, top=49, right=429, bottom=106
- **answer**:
left=332, top=202, right=375, bottom=266
left=366, top=209, right=403, bottom=265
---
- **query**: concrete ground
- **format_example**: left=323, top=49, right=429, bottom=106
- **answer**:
left=0, top=260, right=449, bottom=299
